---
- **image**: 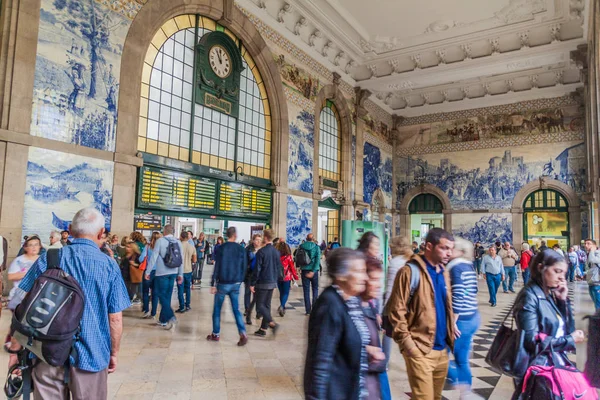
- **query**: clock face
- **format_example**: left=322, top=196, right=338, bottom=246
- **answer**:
left=209, top=45, right=232, bottom=78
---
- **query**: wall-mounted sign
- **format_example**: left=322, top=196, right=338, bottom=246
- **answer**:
left=137, top=165, right=272, bottom=221
left=134, top=214, right=162, bottom=231
left=138, top=166, right=217, bottom=213
left=526, top=211, right=568, bottom=237
left=219, top=182, right=272, bottom=217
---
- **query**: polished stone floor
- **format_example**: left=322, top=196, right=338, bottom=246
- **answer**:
left=0, top=268, right=595, bottom=399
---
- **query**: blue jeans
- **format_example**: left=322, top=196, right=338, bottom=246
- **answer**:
left=142, top=271, right=158, bottom=315
left=177, top=272, right=192, bottom=310
left=474, top=259, right=482, bottom=275
left=155, top=274, right=177, bottom=324
left=589, top=285, right=600, bottom=312
left=301, top=270, right=319, bottom=314
left=502, top=266, right=516, bottom=292
left=522, top=269, right=530, bottom=286
left=278, top=281, right=291, bottom=309
left=568, top=264, right=576, bottom=282
left=448, top=314, right=481, bottom=386
left=486, top=273, right=502, bottom=305
left=212, top=283, right=246, bottom=335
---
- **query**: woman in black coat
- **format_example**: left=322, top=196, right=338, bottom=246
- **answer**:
left=512, top=249, right=585, bottom=397
left=304, top=248, right=370, bottom=400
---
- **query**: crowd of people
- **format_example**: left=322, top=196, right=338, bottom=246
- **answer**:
left=3, top=207, right=600, bottom=399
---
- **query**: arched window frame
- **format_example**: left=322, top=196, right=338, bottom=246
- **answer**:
left=524, top=189, right=568, bottom=211
left=318, top=99, right=341, bottom=182
left=137, top=15, right=272, bottom=180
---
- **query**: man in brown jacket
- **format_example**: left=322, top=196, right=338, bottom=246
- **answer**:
left=387, top=228, right=456, bottom=400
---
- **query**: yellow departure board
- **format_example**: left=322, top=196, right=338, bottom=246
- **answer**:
left=138, top=166, right=217, bottom=212
left=219, top=182, right=271, bottom=216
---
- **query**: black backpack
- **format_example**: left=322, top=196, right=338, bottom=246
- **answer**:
left=11, top=249, right=85, bottom=367
left=163, top=239, right=183, bottom=268
left=295, top=247, right=311, bottom=268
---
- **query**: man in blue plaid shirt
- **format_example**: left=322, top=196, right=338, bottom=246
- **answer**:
left=8, top=208, right=131, bottom=399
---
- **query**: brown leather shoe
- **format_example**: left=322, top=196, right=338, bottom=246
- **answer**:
left=237, top=334, right=248, bottom=346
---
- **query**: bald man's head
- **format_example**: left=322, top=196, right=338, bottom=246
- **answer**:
left=307, top=233, right=314, bottom=241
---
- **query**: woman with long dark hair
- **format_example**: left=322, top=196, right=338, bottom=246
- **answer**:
left=120, top=241, right=142, bottom=302
left=511, top=250, right=585, bottom=397
left=276, top=241, right=298, bottom=317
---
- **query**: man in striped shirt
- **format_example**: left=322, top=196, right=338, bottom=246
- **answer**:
left=447, top=238, right=480, bottom=396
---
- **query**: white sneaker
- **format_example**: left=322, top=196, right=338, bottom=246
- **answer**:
left=164, top=320, right=175, bottom=330
left=142, top=311, right=152, bottom=319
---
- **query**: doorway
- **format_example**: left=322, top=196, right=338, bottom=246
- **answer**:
left=523, top=189, right=570, bottom=249
left=409, top=194, right=444, bottom=244
left=318, top=197, right=341, bottom=247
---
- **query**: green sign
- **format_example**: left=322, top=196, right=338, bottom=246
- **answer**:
left=195, top=31, right=244, bottom=118
left=341, top=220, right=389, bottom=273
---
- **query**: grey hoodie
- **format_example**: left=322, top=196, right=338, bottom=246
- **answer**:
left=586, top=249, right=600, bottom=286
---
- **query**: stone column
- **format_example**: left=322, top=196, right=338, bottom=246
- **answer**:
left=354, top=88, right=370, bottom=206
left=511, top=208, right=524, bottom=246
left=110, top=158, right=139, bottom=237
left=399, top=210, right=410, bottom=237
left=0, top=142, right=28, bottom=257
left=442, top=210, right=452, bottom=233
left=0, top=0, right=41, bottom=133
left=272, top=190, right=288, bottom=239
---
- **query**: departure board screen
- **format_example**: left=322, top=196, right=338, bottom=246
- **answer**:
left=138, top=166, right=217, bottom=212
left=219, top=182, right=271, bottom=216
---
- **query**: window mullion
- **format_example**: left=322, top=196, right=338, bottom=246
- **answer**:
left=188, top=14, right=200, bottom=164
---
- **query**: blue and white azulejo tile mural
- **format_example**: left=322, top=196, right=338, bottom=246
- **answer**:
left=22, top=147, right=114, bottom=241
left=288, top=103, right=314, bottom=193
left=396, top=141, right=586, bottom=210
left=286, top=195, right=312, bottom=248
left=453, top=213, right=513, bottom=247
left=30, top=0, right=142, bottom=152
left=363, top=142, right=393, bottom=208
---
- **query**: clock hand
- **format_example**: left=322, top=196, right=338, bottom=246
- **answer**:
left=217, top=51, right=222, bottom=64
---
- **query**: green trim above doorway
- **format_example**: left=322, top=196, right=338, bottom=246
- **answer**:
left=318, top=197, right=341, bottom=210
left=523, top=189, right=568, bottom=211
left=409, top=194, right=443, bottom=214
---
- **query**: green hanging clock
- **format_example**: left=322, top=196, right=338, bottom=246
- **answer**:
left=195, top=31, right=244, bottom=118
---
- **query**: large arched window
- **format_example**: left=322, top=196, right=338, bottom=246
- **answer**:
left=319, top=100, right=341, bottom=182
left=138, top=15, right=272, bottom=180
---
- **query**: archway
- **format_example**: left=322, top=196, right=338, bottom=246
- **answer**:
left=116, top=0, right=290, bottom=234
left=398, top=184, right=452, bottom=238
left=408, top=194, right=445, bottom=244
left=511, top=179, right=581, bottom=250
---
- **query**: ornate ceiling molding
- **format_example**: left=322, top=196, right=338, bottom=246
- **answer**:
left=397, top=94, right=580, bottom=126
left=235, top=0, right=587, bottom=117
